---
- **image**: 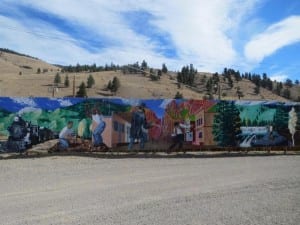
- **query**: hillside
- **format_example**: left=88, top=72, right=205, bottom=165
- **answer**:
left=0, top=50, right=298, bottom=101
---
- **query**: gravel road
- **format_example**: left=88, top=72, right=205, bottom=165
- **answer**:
left=0, top=155, right=299, bottom=225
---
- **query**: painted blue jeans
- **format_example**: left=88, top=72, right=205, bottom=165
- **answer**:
left=93, top=122, right=106, bottom=146
left=128, top=136, right=145, bottom=150
left=59, top=138, right=69, bottom=150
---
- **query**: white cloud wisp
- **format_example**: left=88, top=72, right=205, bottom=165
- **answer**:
left=244, top=16, right=300, bottom=63
left=0, top=0, right=259, bottom=72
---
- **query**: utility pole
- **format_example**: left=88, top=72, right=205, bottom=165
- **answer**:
left=72, top=75, right=75, bottom=97
left=52, top=83, right=55, bottom=97
left=214, top=84, right=221, bottom=100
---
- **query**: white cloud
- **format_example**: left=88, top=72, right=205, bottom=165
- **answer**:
left=57, top=99, right=73, bottom=107
left=18, top=107, right=42, bottom=115
left=244, top=16, right=300, bottom=62
left=121, top=98, right=141, bottom=106
left=0, top=0, right=258, bottom=71
left=269, top=74, right=288, bottom=82
left=11, top=97, right=37, bottom=107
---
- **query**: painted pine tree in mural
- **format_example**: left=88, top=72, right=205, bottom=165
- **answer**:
left=273, top=106, right=288, bottom=131
left=212, top=101, right=241, bottom=146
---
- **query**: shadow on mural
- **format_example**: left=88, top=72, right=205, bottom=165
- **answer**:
left=0, top=97, right=299, bottom=152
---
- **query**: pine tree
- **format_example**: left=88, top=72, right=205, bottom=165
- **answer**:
left=206, top=78, right=213, bottom=93
left=111, top=77, right=120, bottom=92
left=254, top=85, right=260, bottom=94
left=149, top=68, right=154, bottom=75
left=174, top=91, right=183, bottom=99
left=141, top=60, right=148, bottom=70
left=282, top=88, right=291, bottom=99
left=54, top=73, right=61, bottom=84
left=162, top=63, right=168, bottom=73
left=107, top=80, right=112, bottom=90
left=266, top=78, right=273, bottom=91
left=285, top=79, right=293, bottom=88
left=236, top=87, right=244, bottom=99
left=212, top=101, right=241, bottom=146
left=87, top=74, right=95, bottom=88
left=150, top=73, right=159, bottom=81
left=64, top=75, right=70, bottom=87
left=275, top=82, right=283, bottom=95
left=177, top=64, right=197, bottom=86
left=76, top=82, right=87, bottom=97
left=273, top=106, right=288, bottom=131
left=157, top=70, right=162, bottom=77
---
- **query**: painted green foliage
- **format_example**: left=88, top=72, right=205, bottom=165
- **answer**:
left=0, top=99, right=130, bottom=138
left=213, top=101, right=241, bottom=147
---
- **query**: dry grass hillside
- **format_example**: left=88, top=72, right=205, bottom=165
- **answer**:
left=0, top=51, right=297, bottom=101
left=0, top=51, right=59, bottom=75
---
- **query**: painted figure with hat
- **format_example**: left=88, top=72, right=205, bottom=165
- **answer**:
left=128, top=103, right=149, bottom=150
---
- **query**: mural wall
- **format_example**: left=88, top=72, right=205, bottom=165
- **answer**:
left=0, top=97, right=299, bottom=150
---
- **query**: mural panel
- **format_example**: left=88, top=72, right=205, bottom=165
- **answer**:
left=0, top=97, right=299, bottom=152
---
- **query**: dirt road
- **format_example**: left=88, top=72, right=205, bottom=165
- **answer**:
left=0, top=155, right=299, bottom=225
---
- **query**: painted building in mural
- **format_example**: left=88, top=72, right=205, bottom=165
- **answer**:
left=0, top=97, right=299, bottom=149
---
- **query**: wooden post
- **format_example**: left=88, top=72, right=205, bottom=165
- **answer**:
left=72, top=75, right=75, bottom=97
left=52, top=83, right=55, bottom=97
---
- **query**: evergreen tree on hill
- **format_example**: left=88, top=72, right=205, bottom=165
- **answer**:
left=177, top=64, right=197, bottom=86
left=107, top=77, right=121, bottom=92
left=174, top=91, right=183, bottom=99
left=64, top=75, right=70, bottom=87
left=162, top=63, right=168, bottom=73
left=141, top=60, right=148, bottom=70
left=87, top=74, right=95, bottom=88
left=107, top=80, right=112, bottom=90
left=76, top=82, right=87, bottom=97
left=285, top=79, right=293, bottom=88
left=54, top=73, right=61, bottom=84
left=282, top=88, right=291, bottom=99
left=112, top=77, right=120, bottom=92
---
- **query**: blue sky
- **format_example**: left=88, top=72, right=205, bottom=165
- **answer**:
left=0, top=0, right=299, bottom=81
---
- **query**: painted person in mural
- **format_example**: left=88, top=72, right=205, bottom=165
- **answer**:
left=167, top=121, right=190, bottom=153
left=91, top=109, right=108, bottom=149
left=128, top=103, right=149, bottom=150
left=58, top=121, right=75, bottom=150
left=141, top=107, right=154, bottom=143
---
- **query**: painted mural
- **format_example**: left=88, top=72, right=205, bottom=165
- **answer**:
left=0, top=97, right=299, bottom=152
